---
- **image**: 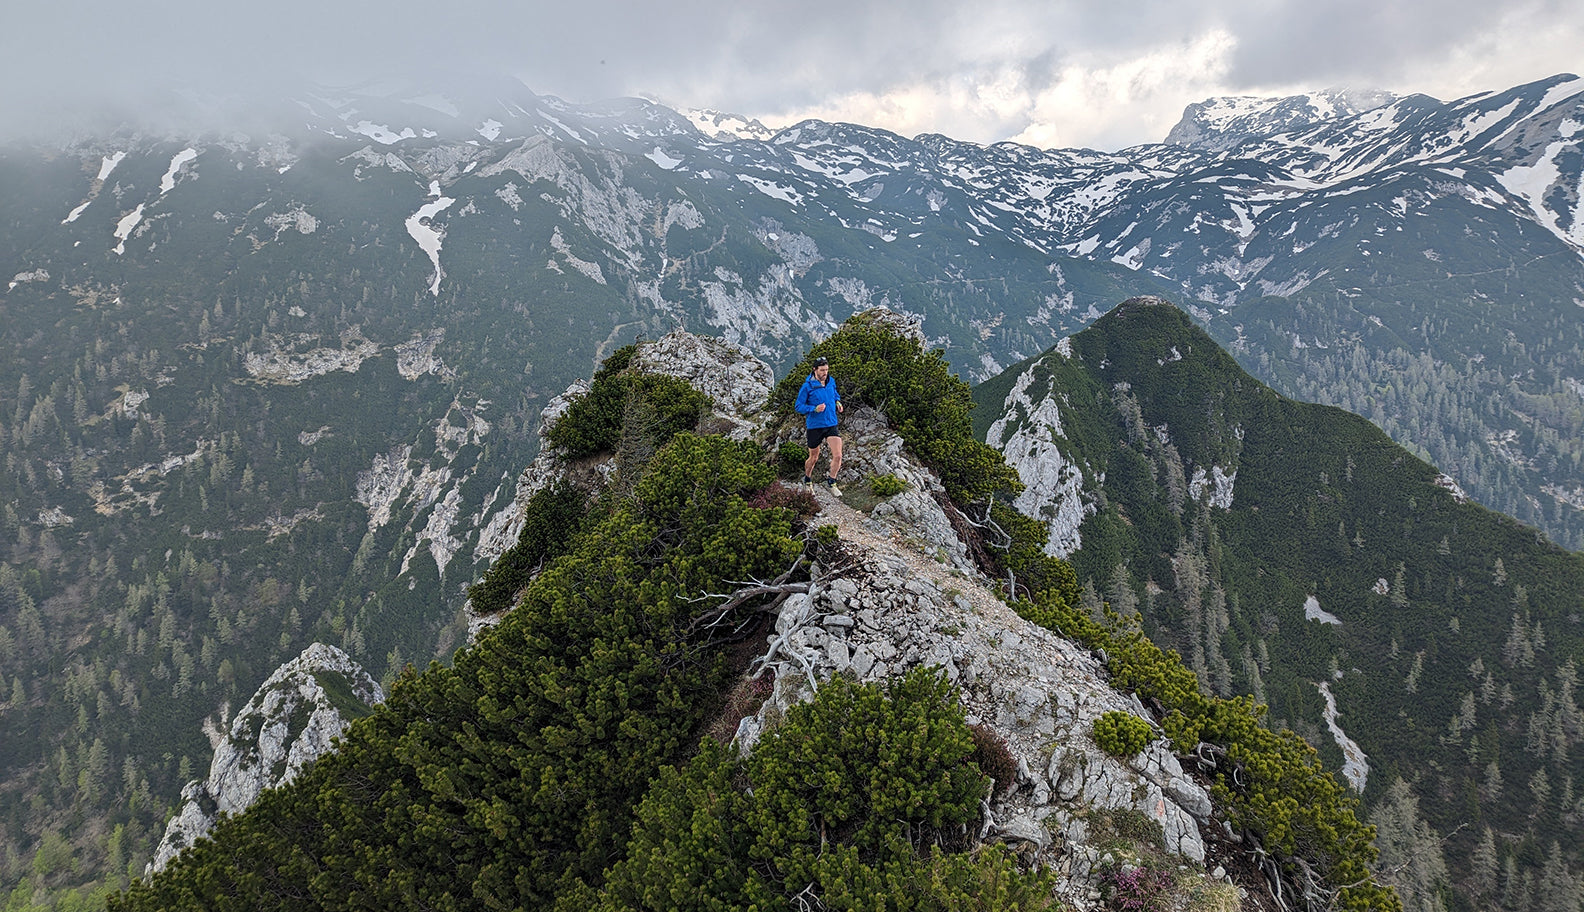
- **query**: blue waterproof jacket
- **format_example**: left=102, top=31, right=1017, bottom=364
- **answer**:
left=795, top=374, right=841, bottom=429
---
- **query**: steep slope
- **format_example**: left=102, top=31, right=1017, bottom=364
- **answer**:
left=977, top=297, right=1584, bottom=911
left=119, top=314, right=1393, bottom=911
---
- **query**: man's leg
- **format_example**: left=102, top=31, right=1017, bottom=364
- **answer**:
left=804, top=443, right=820, bottom=482
left=826, top=435, right=843, bottom=480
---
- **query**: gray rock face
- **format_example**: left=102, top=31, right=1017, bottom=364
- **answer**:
left=854, top=307, right=928, bottom=346
left=749, top=541, right=1212, bottom=860
left=837, top=406, right=976, bottom=575
left=630, top=330, right=775, bottom=440
left=982, top=352, right=1096, bottom=558
left=1165, top=88, right=1399, bottom=153
left=148, top=643, right=382, bottom=874
left=743, top=474, right=1216, bottom=910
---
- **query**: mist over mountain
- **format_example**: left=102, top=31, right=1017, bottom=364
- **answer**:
left=0, top=70, right=1582, bottom=909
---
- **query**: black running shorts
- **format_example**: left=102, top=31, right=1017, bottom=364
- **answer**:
left=807, top=426, right=839, bottom=449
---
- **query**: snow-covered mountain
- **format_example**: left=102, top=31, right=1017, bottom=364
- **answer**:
left=1164, top=87, right=1401, bottom=152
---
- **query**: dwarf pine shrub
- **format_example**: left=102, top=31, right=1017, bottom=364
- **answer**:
left=1093, top=711, right=1153, bottom=757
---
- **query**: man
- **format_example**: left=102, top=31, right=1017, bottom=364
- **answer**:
left=795, top=356, right=844, bottom=496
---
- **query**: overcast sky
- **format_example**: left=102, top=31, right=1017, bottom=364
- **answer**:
left=4, top=0, right=1580, bottom=150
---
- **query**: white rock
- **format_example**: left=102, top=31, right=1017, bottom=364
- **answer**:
left=148, top=644, right=382, bottom=874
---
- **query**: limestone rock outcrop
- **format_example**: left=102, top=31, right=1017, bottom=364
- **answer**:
left=737, top=495, right=1219, bottom=906
left=148, top=643, right=382, bottom=874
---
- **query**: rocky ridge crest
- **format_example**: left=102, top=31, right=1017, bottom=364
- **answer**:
left=476, top=311, right=1248, bottom=908
left=147, top=643, right=382, bottom=874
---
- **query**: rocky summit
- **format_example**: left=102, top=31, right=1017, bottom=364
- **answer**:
left=147, top=643, right=381, bottom=874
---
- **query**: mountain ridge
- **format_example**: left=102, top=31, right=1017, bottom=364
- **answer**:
left=118, top=310, right=1388, bottom=912
left=976, top=296, right=1584, bottom=911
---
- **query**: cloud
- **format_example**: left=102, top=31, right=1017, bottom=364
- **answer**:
left=0, top=0, right=1578, bottom=149
left=591, top=0, right=1583, bottom=147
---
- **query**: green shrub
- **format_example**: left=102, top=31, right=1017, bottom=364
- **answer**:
left=1013, top=595, right=1400, bottom=912
left=990, top=500, right=1080, bottom=603
left=596, top=670, right=1059, bottom=911
left=545, top=344, right=710, bottom=458
left=1093, top=711, right=1153, bottom=757
left=465, top=482, right=588, bottom=616
left=112, top=432, right=805, bottom=912
left=777, top=439, right=809, bottom=476
left=868, top=472, right=908, bottom=496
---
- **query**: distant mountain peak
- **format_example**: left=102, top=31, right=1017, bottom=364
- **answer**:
left=677, top=105, right=778, bottom=141
left=1165, top=86, right=1399, bottom=152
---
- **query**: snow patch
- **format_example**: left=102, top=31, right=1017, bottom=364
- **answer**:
left=1498, top=135, right=1584, bottom=249
left=646, top=147, right=683, bottom=170
left=113, top=204, right=145, bottom=255
left=1450, top=99, right=1521, bottom=146
left=97, top=151, right=126, bottom=181
left=1316, top=682, right=1369, bottom=792
left=737, top=173, right=803, bottom=205
left=160, top=148, right=198, bottom=193
left=406, top=195, right=456, bottom=296
left=1111, top=240, right=1149, bottom=269
left=350, top=121, right=417, bottom=144
left=1304, top=595, right=1341, bottom=625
